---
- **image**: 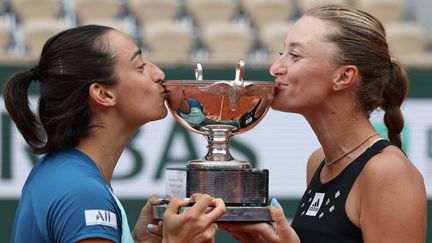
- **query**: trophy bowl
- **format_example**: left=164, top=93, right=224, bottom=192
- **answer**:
left=155, top=60, right=275, bottom=221
left=163, top=60, right=275, bottom=169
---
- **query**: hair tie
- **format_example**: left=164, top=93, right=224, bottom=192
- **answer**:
left=31, top=65, right=40, bottom=82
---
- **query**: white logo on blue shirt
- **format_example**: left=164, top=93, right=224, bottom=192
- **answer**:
left=85, top=210, right=117, bottom=229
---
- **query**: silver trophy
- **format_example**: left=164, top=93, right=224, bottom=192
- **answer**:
left=154, top=60, right=275, bottom=221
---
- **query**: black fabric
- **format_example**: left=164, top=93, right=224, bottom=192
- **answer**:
left=291, top=140, right=391, bottom=243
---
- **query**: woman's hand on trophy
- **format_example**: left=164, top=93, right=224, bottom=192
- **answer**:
left=161, top=194, right=226, bottom=243
left=219, top=198, right=300, bottom=243
left=132, top=194, right=164, bottom=243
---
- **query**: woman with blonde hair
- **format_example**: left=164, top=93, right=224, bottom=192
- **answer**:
left=221, top=5, right=426, bottom=243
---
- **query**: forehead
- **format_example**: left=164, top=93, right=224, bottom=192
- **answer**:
left=285, top=16, right=336, bottom=48
left=107, top=30, right=139, bottom=62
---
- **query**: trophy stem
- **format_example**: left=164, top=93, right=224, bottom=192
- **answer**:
left=204, top=124, right=235, bottom=161
left=186, top=124, right=251, bottom=169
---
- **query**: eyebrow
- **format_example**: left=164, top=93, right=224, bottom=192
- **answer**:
left=285, top=42, right=305, bottom=49
left=129, top=49, right=142, bottom=62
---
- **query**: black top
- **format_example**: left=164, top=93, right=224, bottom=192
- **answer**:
left=291, top=140, right=391, bottom=243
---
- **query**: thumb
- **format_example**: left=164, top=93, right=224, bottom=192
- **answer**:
left=269, top=198, right=290, bottom=232
left=164, top=197, right=189, bottom=217
left=141, top=195, right=163, bottom=216
left=269, top=198, right=300, bottom=242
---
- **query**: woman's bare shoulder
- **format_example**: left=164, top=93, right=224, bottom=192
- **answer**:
left=306, top=147, right=324, bottom=184
left=361, top=145, right=424, bottom=184
left=358, top=145, right=426, bottom=242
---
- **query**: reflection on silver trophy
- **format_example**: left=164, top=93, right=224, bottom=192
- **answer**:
left=154, top=60, right=276, bottom=221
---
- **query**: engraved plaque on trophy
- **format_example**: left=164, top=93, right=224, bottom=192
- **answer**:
left=153, top=60, right=275, bottom=221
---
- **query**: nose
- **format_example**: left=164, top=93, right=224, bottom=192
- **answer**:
left=149, top=63, right=165, bottom=82
left=269, top=57, right=287, bottom=77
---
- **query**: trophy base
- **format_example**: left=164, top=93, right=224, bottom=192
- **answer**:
left=155, top=167, right=271, bottom=221
left=164, top=167, right=269, bottom=205
left=153, top=204, right=272, bottom=222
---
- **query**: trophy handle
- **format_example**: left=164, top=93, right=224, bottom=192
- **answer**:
left=234, top=59, right=245, bottom=82
left=194, top=63, right=203, bottom=80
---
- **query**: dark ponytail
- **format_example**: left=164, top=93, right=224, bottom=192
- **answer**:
left=381, top=59, right=409, bottom=148
left=3, top=71, right=45, bottom=151
left=2, top=25, right=117, bottom=155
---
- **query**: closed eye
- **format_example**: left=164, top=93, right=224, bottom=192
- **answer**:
left=288, top=51, right=301, bottom=61
left=137, top=63, right=146, bottom=71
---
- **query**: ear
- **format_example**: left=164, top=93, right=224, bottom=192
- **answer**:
left=88, top=83, right=116, bottom=107
left=332, top=65, right=358, bottom=91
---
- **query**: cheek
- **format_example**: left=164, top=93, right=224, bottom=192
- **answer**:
left=270, top=69, right=328, bottom=112
left=142, top=83, right=168, bottom=117
left=134, top=78, right=157, bottom=100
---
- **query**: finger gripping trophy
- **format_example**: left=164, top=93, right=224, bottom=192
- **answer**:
left=154, top=60, right=276, bottom=221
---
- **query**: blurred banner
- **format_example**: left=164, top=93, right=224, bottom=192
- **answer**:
left=0, top=98, right=431, bottom=199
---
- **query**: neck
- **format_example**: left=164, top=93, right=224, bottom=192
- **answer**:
left=76, top=126, right=134, bottom=185
left=305, top=109, right=378, bottom=168
left=324, top=132, right=379, bottom=166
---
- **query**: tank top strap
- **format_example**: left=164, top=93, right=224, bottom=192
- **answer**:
left=338, top=139, right=392, bottom=192
left=309, top=159, right=326, bottom=187
left=309, top=139, right=392, bottom=188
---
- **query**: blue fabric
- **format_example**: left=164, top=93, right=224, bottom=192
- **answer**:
left=109, top=187, right=134, bottom=243
left=11, top=148, right=123, bottom=243
left=178, top=99, right=205, bottom=125
left=187, top=99, right=203, bottom=110
left=180, top=107, right=206, bottom=125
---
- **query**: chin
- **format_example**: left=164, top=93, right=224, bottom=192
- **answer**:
left=142, top=107, right=168, bottom=124
left=270, top=102, right=295, bottom=113
left=270, top=101, right=284, bottom=111
left=160, top=110, right=168, bottom=119
left=154, top=109, right=168, bottom=121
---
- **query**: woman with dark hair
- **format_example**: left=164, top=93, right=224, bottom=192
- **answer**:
left=4, top=25, right=225, bottom=243
left=220, top=5, right=426, bottom=243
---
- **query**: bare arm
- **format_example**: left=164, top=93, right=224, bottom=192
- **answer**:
left=359, top=147, right=427, bottom=243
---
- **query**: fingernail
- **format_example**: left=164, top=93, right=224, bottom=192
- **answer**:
left=146, top=224, right=154, bottom=233
left=271, top=198, right=280, bottom=208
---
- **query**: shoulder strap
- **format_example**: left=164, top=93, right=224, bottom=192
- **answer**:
left=308, top=140, right=392, bottom=188
left=348, top=139, right=391, bottom=173
left=339, top=139, right=392, bottom=192
left=308, top=160, right=326, bottom=187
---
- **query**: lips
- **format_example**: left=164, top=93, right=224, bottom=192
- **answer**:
left=274, top=81, right=288, bottom=96
left=161, top=91, right=168, bottom=100
left=275, top=81, right=288, bottom=93
left=275, top=81, right=288, bottom=87
left=159, top=86, right=168, bottom=98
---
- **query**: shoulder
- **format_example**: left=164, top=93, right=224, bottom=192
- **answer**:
left=360, top=144, right=424, bottom=190
left=30, top=150, right=119, bottom=221
left=29, top=150, right=104, bottom=198
left=20, top=149, right=121, bottom=242
left=357, top=144, right=427, bottom=242
left=306, top=147, right=324, bottom=184
left=48, top=176, right=121, bottom=242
